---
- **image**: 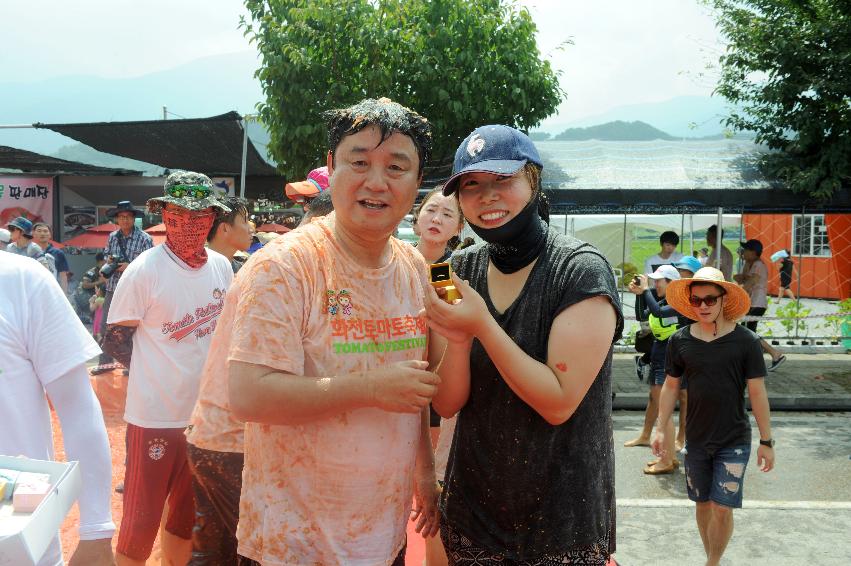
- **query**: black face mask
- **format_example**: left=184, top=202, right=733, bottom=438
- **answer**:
left=468, top=192, right=548, bottom=274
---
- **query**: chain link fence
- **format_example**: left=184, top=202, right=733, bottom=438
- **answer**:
left=547, top=208, right=851, bottom=345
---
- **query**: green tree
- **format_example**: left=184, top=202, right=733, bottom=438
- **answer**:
left=707, top=0, right=851, bottom=199
left=242, top=0, right=564, bottom=180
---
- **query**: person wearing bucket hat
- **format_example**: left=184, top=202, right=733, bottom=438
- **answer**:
left=653, top=266, right=775, bottom=566
left=284, top=165, right=331, bottom=210
left=426, top=125, right=622, bottom=564
left=6, top=216, right=58, bottom=276
left=103, top=170, right=234, bottom=566
left=94, top=202, right=154, bottom=372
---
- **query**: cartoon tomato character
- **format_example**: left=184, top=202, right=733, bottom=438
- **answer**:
left=326, top=290, right=339, bottom=316
left=338, top=289, right=353, bottom=316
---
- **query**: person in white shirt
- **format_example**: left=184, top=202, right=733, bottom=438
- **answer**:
left=643, top=230, right=684, bottom=276
left=103, top=172, right=234, bottom=566
left=0, top=252, right=115, bottom=566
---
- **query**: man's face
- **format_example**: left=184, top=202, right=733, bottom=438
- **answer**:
left=224, top=212, right=253, bottom=252
left=706, top=231, right=716, bottom=247
left=33, top=225, right=51, bottom=246
left=661, top=242, right=677, bottom=255
left=328, top=125, right=422, bottom=239
left=115, top=211, right=135, bottom=231
left=742, top=248, right=757, bottom=261
left=8, top=226, right=23, bottom=244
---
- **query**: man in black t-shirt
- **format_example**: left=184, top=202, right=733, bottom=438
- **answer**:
left=653, top=267, right=775, bottom=566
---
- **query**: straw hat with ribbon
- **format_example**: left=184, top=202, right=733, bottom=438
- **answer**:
left=666, top=266, right=751, bottom=322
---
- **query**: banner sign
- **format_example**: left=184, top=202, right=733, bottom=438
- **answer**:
left=0, top=176, right=53, bottom=228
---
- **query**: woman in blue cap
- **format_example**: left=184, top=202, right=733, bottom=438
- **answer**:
left=424, top=125, right=623, bottom=565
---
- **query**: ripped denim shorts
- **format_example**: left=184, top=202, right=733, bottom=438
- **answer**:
left=683, top=443, right=751, bottom=508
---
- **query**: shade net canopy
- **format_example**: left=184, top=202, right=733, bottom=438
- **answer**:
left=0, top=145, right=141, bottom=176
left=35, top=112, right=278, bottom=177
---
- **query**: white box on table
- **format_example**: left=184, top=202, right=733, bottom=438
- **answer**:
left=0, top=456, right=81, bottom=566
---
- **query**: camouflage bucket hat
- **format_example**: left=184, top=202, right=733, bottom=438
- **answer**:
left=147, top=171, right=232, bottom=215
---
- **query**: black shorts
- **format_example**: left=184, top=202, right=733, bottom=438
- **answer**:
left=780, top=271, right=792, bottom=288
left=745, top=307, right=766, bottom=334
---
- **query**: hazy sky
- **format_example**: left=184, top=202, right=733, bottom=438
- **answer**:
left=1, top=0, right=724, bottom=125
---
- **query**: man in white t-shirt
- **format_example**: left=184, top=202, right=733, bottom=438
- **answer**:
left=0, top=252, right=115, bottom=566
left=103, top=172, right=234, bottom=566
left=643, top=230, right=684, bottom=276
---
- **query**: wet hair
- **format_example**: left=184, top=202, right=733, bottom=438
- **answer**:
left=325, top=97, right=432, bottom=176
left=32, top=222, right=51, bottom=234
left=207, top=196, right=249, bottom=242
left=306, top=191, right=334, bottom=218
left=660, top=231, right=679, bottom=246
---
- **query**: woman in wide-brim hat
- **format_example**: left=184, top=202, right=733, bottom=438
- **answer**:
left=666, top=266, right=751, bottom=329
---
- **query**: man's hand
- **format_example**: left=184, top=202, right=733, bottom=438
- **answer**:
left=411, top=468, right=440, bottom=538
left=116, top=262, right=129, bottom=273
left=757, top=445, right=775, bottom=472
left=68, top=539, right=114, bottom=566
left=366, top=360, right=440, bottom=414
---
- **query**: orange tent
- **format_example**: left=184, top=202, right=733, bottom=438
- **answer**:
left=144, top=223, right=167, bottom=245
left=62, top=223, right=119, bottom=249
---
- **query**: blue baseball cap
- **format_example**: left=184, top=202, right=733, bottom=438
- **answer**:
left=673, top=256, right=702, bottom=274
left=442, top=125, right=543, bottom=196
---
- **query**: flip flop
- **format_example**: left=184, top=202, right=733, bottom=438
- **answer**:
left=644, top=462, right=676, bottom=475
left=768, top=355, right=787, bottom=372
left=647, top=458, right=680, bottom=468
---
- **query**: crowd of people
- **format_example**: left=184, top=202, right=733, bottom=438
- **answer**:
left=1, top=97, right=779, bottom=566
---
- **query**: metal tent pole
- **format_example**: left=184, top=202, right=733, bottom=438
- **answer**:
left=716, top=207, right=724, bottom=271
left=621, top=213, right=628, bottom=306
left=239, top=117, right=249, bottom=199
left=680, top=212, right=685, bottom=253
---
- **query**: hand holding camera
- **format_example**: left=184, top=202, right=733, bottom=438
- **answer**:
left=100, top=255, right=128, bottom=278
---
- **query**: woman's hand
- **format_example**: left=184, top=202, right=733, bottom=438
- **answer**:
left=423, top=273, right=489, bottom=342
left=628, top=274, right=649, bottom=295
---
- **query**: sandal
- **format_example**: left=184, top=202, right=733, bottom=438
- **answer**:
left=647, top=458, right=679, bottom=468
left=643, top=462, right=676, bottom=475
left=623, top=438, right=651, bottom=447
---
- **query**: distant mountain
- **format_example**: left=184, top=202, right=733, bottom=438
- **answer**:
left=537, top=95, right=740, bottom=139
left=0, top=51, right=264, bottom=155
left=553, top=120, right=676, bottom=141
left=51, top=144, right=165, bottom=176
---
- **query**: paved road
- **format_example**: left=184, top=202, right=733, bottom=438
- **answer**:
left=612, top=411, right=851, bottom=565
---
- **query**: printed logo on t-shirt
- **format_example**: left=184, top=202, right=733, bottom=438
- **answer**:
left=325, top=289, right=353, bottom=317
left=161, top=287, right=227, bottom=341
left=330, top=314, right=427, bottom=355
left=148, top=438, right=168, bottom=460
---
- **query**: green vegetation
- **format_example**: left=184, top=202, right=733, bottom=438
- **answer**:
left=243, top=0, right=564, bottom=179
left=708, top=0, right=851, bottom=199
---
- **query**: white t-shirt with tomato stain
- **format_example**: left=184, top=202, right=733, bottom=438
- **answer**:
left=108, top=245, right=233, bottom=428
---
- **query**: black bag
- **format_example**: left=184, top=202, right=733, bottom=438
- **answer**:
left=634, top=330, right=653, bottom=354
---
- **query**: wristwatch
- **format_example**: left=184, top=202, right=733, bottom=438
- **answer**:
left=759, top=438, right=775, bottom=448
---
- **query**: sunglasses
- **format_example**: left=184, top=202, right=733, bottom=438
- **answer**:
left=166, top=184, right=211, bottom=199
left=688, top=294, right=724, bottom=307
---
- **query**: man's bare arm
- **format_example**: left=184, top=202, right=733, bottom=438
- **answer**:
left=229, top=360, right=439, bottom=426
